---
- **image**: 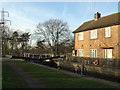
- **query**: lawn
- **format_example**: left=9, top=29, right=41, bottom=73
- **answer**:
left=2, top=61, right=29, bottom=88
left=15, top=60, right=119, bottom=88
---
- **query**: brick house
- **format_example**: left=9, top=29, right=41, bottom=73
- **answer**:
left=73, top=12, right=120, bottom=59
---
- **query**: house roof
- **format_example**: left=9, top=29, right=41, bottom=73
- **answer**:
left=73, top=12, right=120, bottom=33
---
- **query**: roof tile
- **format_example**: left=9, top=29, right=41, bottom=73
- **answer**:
left=73, top=12, right=120, bottom=33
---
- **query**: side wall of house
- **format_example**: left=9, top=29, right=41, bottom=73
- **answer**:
left=74, top=25, right=119, bottom=59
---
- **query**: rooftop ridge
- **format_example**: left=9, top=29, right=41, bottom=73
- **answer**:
left=73, top=12, right=120, bottom=33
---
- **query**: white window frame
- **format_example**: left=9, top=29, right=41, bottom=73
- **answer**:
left=78, top=49, right=83, bottom=57
left=90, top=30, right=97, bottom=39
left=90, top=49, right=97, bottom=58
left=105, top=27, right=111, bottom=37
left=78, top=32, right=84, bottom=40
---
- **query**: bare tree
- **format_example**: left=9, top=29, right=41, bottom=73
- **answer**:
left=36, top=19, right=72, bottom=56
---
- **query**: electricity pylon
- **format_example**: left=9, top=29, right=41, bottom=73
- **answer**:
left=0, top=8, right=11, bottom=31
left=0, top=8, right=11, bottom=57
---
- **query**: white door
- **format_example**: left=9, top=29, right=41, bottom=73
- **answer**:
left=104, top=49, right=112, bottom=58
left=107, top=49, right=112, bottom=58
left=78, top=49, right=83, bottom=57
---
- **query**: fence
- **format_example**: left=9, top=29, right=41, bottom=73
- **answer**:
left=67, top=56, right=120, bottom=69
left=58, top=56, right=120, bottom=82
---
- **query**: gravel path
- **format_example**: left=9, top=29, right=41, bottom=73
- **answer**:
left=3, top=59, right=48, bottom=88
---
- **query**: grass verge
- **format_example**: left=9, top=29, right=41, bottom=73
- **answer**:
left=15, top=60, right=119, bottom=88
left=2, top=61, right=29, bottom=88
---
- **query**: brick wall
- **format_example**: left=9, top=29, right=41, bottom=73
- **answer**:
left=74, top=25, right=120, bottom=59
left=59, top=56, right=120, bottom=82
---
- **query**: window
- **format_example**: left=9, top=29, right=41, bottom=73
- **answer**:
left=105, top=27, right=111, bottom=37
left=78, top=49, right=83, bottom=57
left=104, top=49, right=112, bottom=58
left=90, top=49, right=97, bottom=58
left=90, top=30, right=97, bottom=39
left=78, top=32, right=84, bottom=40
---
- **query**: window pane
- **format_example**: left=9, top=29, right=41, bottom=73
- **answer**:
left=78, top=32, right=83, bottom=40
left=90, top=30, right=97, bottom=39
left=90, top=49, right=97, bottom=58
left=95, top=50, right=97, bottom=57
left=105, top=27, right=111, bottom=37
left=104, top=49, right=107, bottom=58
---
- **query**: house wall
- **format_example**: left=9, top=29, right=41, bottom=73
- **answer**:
left=74, top=25, right=119, bottom=59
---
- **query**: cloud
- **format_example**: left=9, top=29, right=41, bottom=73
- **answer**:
left=23, top=6, right=56, bottom=18
left=1, top=2, right=81, bottom=34
left=1, top=3, right=44, bottom=33
left=8, top=9, right=35, bottom=33
left=3, top=3, right=60, bottom=34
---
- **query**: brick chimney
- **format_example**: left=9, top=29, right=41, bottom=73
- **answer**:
left=94, top=12, right=101, bottom=20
